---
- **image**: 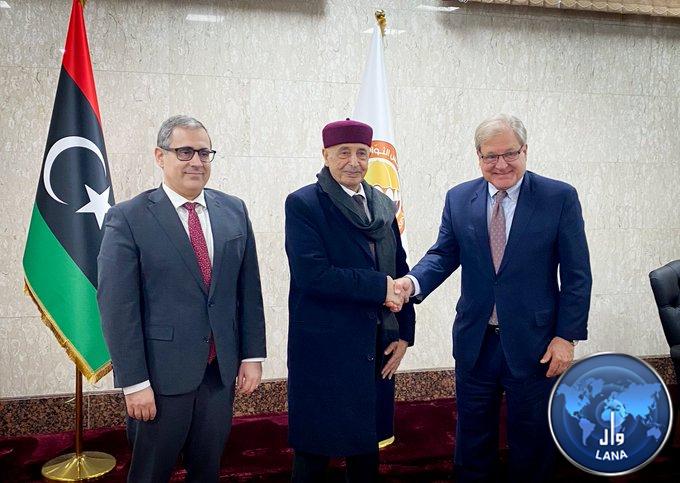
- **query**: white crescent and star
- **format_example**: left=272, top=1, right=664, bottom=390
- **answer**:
left=43, top=135, right=112, bottom=229
left=76, top=185, right=111, bottom=229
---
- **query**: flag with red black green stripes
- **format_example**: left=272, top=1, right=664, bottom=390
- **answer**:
left=23, top=0, right=114, bottom=382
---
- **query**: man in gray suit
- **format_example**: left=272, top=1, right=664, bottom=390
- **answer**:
left=97, top=115, right=267, bottom=482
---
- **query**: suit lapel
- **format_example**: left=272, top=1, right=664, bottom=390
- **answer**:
left=205, top=190, right=242, bottom=299
left=470, top=181, right=495, bottom=277
left=147, top=187, right=208, bottom=296
left=497, top=173, right=536, bottom=275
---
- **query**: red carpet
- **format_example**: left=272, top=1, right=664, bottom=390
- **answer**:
left=1, top=397, right=678, bottom=482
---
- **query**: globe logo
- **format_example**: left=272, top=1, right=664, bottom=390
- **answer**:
left=549, top=353, right=673, bottom=476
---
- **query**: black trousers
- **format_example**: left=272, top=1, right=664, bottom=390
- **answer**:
left=292, top=450, right=380, bottom=483
left=126, top=361, right=234, bottom=483
left=454, top=326, right=557, bottom=483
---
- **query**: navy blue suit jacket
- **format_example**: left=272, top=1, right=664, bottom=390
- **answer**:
left=410, top=171, right=591, bottom=378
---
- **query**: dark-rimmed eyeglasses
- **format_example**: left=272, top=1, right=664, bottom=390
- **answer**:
left=162, top=146, right=216, bottom=163
left=478, top=145, right=526, bottom=165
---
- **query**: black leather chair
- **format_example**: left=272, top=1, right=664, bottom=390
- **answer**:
left=649, top=260, right=680, bottom=384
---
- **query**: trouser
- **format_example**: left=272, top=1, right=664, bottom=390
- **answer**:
left=454, top=326, right=557, bottom=483
left=291, top=450, right=380, bottom=483
left=126, top=361, right=234, bottom=483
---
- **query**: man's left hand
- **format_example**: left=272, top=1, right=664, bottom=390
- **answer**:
left=236, top=361, right=262, bottom=395
left=381, top=339, right=408, bottom=379
left=540, top=337, right=574, bottom=377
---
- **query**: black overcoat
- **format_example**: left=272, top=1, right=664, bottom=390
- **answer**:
left=285, top=182, right=415, bottom=456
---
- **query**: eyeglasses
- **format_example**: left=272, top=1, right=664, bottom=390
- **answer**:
left=478, top=145, right=526, bottom=165
left=162, top=146, right=216, bottom=163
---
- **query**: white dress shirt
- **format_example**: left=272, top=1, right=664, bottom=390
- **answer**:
left=341, top=183, right=372, bottom=221
left=123, top=184, right=263, bottom=395
left=163, top=183, right=214, bottom=261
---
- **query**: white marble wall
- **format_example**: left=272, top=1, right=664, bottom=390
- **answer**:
left=1, top=0, right=678, bottom=398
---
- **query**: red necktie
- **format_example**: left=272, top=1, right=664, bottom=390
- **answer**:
left=184, top=202, right=216, bottom=364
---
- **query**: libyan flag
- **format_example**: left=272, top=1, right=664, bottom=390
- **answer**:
left=23, top=0, right=114, bottom=382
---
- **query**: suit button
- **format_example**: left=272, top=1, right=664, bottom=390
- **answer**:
left=208, top=301, right=215, bottom=307
left=203, top=337, right=210, bottom=343
left=367, top=354, right=375, bottom=361
left=368, top=312, right=376, bottom=320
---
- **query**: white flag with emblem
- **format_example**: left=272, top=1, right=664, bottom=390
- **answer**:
left=353, top=18, right=409, bottom=256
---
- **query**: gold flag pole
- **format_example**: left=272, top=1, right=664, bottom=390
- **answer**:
left=41, top=367, right=116, bottom=481
left=33, top=0, right=115, bottom=478
left=372, top=9, right=394, bottom=451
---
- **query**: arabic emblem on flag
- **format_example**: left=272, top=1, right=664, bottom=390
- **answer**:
left=353, top=11, right=408, bottom=250
left=365, top=140, right=404, bottom=233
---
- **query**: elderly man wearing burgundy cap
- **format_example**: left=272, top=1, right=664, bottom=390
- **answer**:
left=284, top=119, right=416, bottom=482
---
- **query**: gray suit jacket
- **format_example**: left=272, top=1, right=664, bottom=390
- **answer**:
left=97, top=187, right=266, bottom=396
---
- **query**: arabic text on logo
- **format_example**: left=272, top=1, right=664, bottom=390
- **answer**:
left=548, top=353, right=673, bottom=476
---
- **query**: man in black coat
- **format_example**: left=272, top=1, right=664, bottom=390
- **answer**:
left=285, top=119, right=416, bottom=482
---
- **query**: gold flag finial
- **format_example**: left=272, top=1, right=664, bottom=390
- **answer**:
left=375, top=10, right=386, bottom=37
left=78, top=0, right=89, bottom=7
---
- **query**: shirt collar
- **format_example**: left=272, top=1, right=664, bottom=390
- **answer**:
left=340, top=182, right=367, bottom=199
left=488, top=176, right=524, bottom=202
left=162, top=183, right=207, bottom=210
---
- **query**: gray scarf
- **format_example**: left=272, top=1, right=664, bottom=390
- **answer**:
left=316, top=167, right=400, bottom=343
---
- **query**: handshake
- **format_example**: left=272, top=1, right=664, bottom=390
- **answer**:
left=384, top=276, right=414, bottom=313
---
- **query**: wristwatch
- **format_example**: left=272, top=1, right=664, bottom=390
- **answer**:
left=571, top=340, right=579, bottom=346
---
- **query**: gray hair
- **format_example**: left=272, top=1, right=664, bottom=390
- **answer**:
left=157, top=115, right=211, bottom=148
left=474, top=113, right=527, bottom=150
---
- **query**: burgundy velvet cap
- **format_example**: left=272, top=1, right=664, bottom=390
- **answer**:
left=322, top=118, right=373, bottom=148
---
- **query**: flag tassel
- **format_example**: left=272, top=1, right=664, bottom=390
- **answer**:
left=23, top=279, right=111, bottom=383
left=27, top=275, right=117, bottom=479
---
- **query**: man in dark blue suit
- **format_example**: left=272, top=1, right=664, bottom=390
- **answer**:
left=394, top=114, right=592, bottom=482
left=285, top=119, right=415, bottom=482
left=98, top=116, right=266, bottom=482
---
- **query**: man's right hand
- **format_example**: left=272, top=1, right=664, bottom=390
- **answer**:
left=385, top=276, right=404, bottom=312
left=394, top=277, right=414, bottom=300
left=125, top=386, right=156, bottom=421
left=385, top=276, right=415, bottom=313
left=385, top=277, right=414, bottom=312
